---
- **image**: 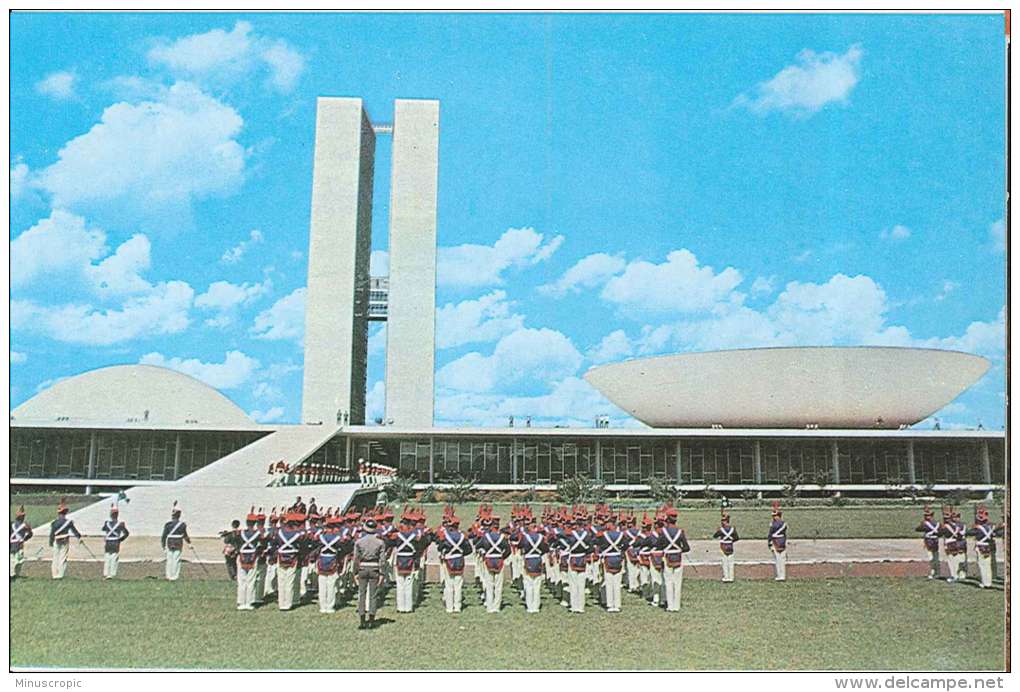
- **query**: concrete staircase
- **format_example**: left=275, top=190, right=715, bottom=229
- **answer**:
left=68, top=425, right=374, bottom=537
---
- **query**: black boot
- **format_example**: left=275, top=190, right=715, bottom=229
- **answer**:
left=368, top=614, right=376, bottom=629
left=358, top=615, right=367, bottom=630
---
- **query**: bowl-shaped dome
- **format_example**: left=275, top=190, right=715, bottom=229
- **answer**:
left=12, top=364, right=253, bottom=427
left=583, top=347, right=990, bottom=429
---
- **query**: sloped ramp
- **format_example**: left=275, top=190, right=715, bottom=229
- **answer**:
left=67, top=425, right=366, bottom=537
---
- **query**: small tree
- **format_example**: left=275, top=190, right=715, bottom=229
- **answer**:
left=814, top=469, right=832, bottom=497
left=382, top=473, right=416, bottom=504
left=557, top=475, right=606, bottom=504
left=445, top=475, right=477, bottom=504
left=647, top=476, right=685, bottom=505
left=419, top=485, right=439, bottom=503
left=522, top=486, right=539, bottom=503
left=782, top=470, right=804, bottom=504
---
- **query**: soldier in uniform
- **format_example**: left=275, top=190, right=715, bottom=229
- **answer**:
left=236, top=509, right=262, bottom=610
left=563, top=514, right=595, bottom=613
left=160, top=502, right=190, bottom=581
left=221, top=519, right=241, bottom=581
left=519, top=513, right=548, bottom=613
left=100, top=505, right=129, bottom=580
left=317, top=514, right=345, bottom=612
left=437, top=513, right=472, bottom=613
left=49, top=499, right=82, bottom=580
left=658, top=507, right=691, bottom=611
left=274, top=511, right=304, bottom=610
left=622, top=512, right=642, bottom=593
left=767, top=502, right=788, bottom=581
left=637, top=513, right=654, bottom=602
left=967, top=505, right=1003, bottom=589
left=940, top=507, right=966, bottom=583
left=389, top=508, right=422, bottom=613
left=914, top=506, right=941, bottom=580
left=354, top=517, right=387, bottom=629
left=10, top=505, right=33, bottom=579
left=263, top=510, right=280, bottom=598
left=253, top=509, right=269, bottom=604
left=647, top=511, right=666, bottom=607
left=596, top=512, right=629, bottom=613
left=713, top=509, right=739, bottom=583
left=478, top=515, right=511, bottom=613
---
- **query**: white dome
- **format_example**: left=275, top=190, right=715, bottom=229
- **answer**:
left=12, top=364, right=253, bottom=427
left=583, top=347, right=990, bottom=429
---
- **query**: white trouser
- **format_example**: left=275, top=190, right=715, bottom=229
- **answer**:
left=567, top=569, right=587, bottom=612
left=318, top=572, right=339, bottom=612
left=649, top=565, right=663, bottom=604
left=52, top=542, right=69, bottom=579
left=510, top=552, right=522, bottom=580
left=165, top=548, right=183, bottom=581
left=947, top=552, right=966, bottom=580
left=772, top=547, right=786, bottom=581
left=977, top=552, right=993, bottom=588
left=299, top=565, right=310, bottom=597
left=625, top=560, right=639, bottom=591
left=10, top=549, right=25, bottom=578
left=663, top=563, right=684, bottom=611
left=721, top=552, right=735, bottom=582
left=277, top=565, right=298, bottom=610
left=925, top=547, right=939, bottom=578
left=103, top=551, right=120, bottom=579
left=603, top=569, right=623, bottom=612
left=396, top=572, right=415, bottom=612
left=237, top=566, right=257, bottom=609
left=254, top=562, right=267, bottom=601
left=523, top=573, right=544, bottom=613
left=485, top=569, right=504, bottom=613
left=478, top=562, right=492, bottom=600
left=265, top=563, right=277, bottom=594
left=444, top=573, right=464, bottom=612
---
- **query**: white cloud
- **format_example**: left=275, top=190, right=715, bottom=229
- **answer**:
left=935, top=280, right=959, bottom=302
left=10, top=210, right=107, bottom=289
left=10, top=351, right=27, bottom=365
left=10, top=160, right=30, bottom=199
left=250, top=406, right=285, bottom=423
left=538, top=252, right=626, bottom=297
left=12, top=281, right=194, bottom=346
left=437, top=327, right=583, bottom=394
left=88, top=234, right=152, bottom=297
left=140, top=349, right=259, bottom=390
left=436, top=290, right=525, bottom=349
left=438, top=227, right=564, bottom=288
left=880, top=224, right=911, bottom=241
left=587, top=329, right=634, bottom=364
left=34, top=82, right=245, bottom=227
left=990, top=218, right=1005, bottom=253
left=36, top=71, right=76, bottom=100
left=927, top=307, right=1005, bottom=358
left=221, top=229, right=264, bottom=264
left=148, top=21, right=305, bottom=93
left=370, top=250, right=389, bottom=276
left=734, top=44, right=863, bottom=117
left=767, top=273, right=888, bottom=344
left=600, top=249, right=744, bottom=316
left=750, top=275, right=777, bottom=296
left=196, top=278, right=271, bottom=327
left=436, top=377, right=630, bottom=428
left=251, top=287, right=305, bottom=341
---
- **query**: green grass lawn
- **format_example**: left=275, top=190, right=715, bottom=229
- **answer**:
left=10, top=493, right=96, bottom=527
left=403, top=503, right=1004, bottom=540
left=10, top=576, right=1004, bottom=670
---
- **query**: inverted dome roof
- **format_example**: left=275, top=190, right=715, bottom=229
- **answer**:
left=12, top=364, right=253, bottom=427
left=584, top=346, right=990, bottom=429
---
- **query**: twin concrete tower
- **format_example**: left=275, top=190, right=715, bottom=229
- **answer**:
left=301, top=98, right=439, bottom=428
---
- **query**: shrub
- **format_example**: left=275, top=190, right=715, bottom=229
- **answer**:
left=445, top=475, right=477, bottom=504
left=419, top=485, right=439, bottom=503
left=557, top=475, right=606, bottom=504
left=646, top=476, right=685, bottom=505
left=782, top=470, right=804, bottom=502
left=382, top=474, right=416, bottom=504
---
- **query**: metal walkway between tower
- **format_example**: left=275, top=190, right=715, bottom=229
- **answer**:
left=67, top=425, right=372, bottom=537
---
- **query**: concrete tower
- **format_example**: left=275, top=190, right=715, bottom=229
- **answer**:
left=301, top=97, right=375, bottom=425
left=385, top=99, right=439, bottom=427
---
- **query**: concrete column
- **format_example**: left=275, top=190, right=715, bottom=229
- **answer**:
left=830, top=440, right=840, bottom=484
left=594, top=439, right=602, bottom=481
left=511, top=438, right=518, bottom=484
left=753, top=440, right=762, bottom=484
left=173, top=432, right=182, bottom=480
left=906, top=440, right=916, bottom=485
left=385, top=99, right=439, bottom=427
left=429, top=437, right=435, bottom=484
left=981, top=440, right=991, bottom=483
left=675, top=440, right=683, bottom=483
left=85, top=431, right=97, bottom=495
left=301, top=97, right=376, bottom=425
left=344, top=436, right=353, bottom=480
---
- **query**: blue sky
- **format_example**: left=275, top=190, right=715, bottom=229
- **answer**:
left=9, top=12, right=1007, bottom=429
